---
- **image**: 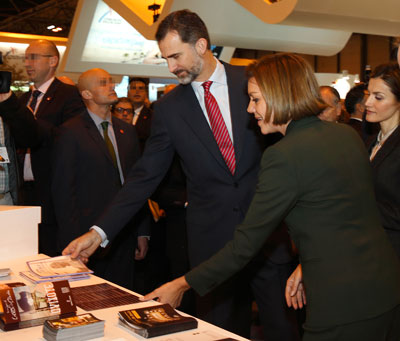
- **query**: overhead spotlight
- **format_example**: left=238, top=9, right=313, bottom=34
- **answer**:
left=47, top=25, right=55, bottom=30
left=51, top=27, right=63, bottom=32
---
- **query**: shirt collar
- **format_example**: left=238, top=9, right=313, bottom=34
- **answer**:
left=192, top=58, right=227, bottom=92
left=34, top=77, right=55, bottom=95
left=87, top=109, right=112, bottom=127
left=134, top=105, right=144, bottom=116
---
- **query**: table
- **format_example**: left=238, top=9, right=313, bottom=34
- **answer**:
left=0, top=255, right=249, bottom=341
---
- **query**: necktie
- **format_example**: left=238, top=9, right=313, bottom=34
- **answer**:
left=202, top=81, right=236, bottom=174
left=100, top=121, right=118, bottom=170
left=28, top=90, right=41, bottom=113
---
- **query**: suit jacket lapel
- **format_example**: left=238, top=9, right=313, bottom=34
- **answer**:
left=82, top=111, right=115, bottom=166
left=224, top=63, right=247, bottom=172
left=112, top=118, right=128, bottom=177
left=177, top=84, right=230, bottom=173
left=371, top=125, right=400, bottom=169
left=35, top=78, right=60, bottom=119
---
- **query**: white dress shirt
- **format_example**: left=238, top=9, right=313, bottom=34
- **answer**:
left=191, top=58, right=234, bottom=142
left=24, top=77, right=55, bottom=181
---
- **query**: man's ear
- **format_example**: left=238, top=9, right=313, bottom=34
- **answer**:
left=355, top=102, right=365, bottom=113
left=195, top=38, right=208, bottom=56
left=49, top=56, right=58, bottom=68
left=81, top=89, right=92, bottom=100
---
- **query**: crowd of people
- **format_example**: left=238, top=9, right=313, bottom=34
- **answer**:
left=0, top=9, right=399, bottom=341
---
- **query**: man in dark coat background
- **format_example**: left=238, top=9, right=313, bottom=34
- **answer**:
left=52, top=68, right=149, bottom=288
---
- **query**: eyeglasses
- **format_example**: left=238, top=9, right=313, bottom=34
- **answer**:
left=24, top=54, right=54, bottom=61
left=114, top=107, right=133, bottom=114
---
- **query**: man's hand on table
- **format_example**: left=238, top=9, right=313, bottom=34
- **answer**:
left=62, top=229, right=102, bottom=263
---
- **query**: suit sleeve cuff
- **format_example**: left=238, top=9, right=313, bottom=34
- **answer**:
left=90, top=226, right=109, bottom=248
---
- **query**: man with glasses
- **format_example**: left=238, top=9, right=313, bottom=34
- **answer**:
left=51, top=68, right=149, bottom=288
left=127, top=77, right=153, bottom=151
left=111, top=97, right=134, bottom=125
left=19, top=39, right=85, bottom=256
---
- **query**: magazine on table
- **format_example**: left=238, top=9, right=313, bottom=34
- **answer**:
left=0, top=280, right=76, bottom=331
left=20, top=271, right=90, bottom=284
left=26, top=255, right=93, bottom=279
left=43, top=313, right=104, bottom=341
left=118, top=303, right=198, bottom=338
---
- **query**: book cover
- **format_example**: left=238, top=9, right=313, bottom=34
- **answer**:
left=27, top=255, right=93, bottom=278
left=44, top=313, right=103, bottom=330
left=118, top=303, right=198, bottom=338
left=0, top=280, right=76, bottom=331
left=43, top=313, right=105, bottom=341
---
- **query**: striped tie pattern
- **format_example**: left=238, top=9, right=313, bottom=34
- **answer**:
left=28, top=90, right=41, bottom=113
left=202, top=81, right=236, bottom=174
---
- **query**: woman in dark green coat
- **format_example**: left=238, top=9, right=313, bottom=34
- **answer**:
left=144, top=53, right=400, bottom=341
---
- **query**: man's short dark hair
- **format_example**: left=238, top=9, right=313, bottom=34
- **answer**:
left=155, top=9, right=211, bottom=49
left=344, top=84, right=367, bottom=114
left=129, top=77, right=149, bottom=86
left=128, top=77, right=149, bottom=92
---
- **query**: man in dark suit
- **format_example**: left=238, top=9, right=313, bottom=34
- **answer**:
left=52, top=68, right=149, bottom=288
left=345, top=83, right=378, bottom=147
left=318, top=86, right=342, bottom=123
left=63, top=10, right=299, bottom=340
left=344, top=84, right=366, bottom=137
left=128, top=77, right=153, bottom=152
left=19, top=39, right=85, bottom=256
left=0, top=91, right=39, bottom=205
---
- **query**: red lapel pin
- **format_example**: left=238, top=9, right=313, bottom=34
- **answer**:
left=120, top=129, right=124, bottom=134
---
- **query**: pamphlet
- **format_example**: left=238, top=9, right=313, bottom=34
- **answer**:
left=27, top=255, right=93, bottom=278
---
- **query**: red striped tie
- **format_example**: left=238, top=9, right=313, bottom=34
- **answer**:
left=202, top=81, right=236, bottom=174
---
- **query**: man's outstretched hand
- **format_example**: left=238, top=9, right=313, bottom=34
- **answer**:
left=62, top=229, right=102, bottom=263
left=141, top=276, right=191, bottom=308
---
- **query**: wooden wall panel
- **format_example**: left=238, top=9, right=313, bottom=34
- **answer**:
left=232, top=33, right=396, bottom=77
left=316, top=55, right=337, bottom=73
left=297, top=54, right=315, bottom=71
left=367, top=35, right=391, bottom=69
left=340, top=33, right=361, bottom=76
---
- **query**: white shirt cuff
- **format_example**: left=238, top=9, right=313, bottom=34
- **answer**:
left=90, top=226, right=109, bottom=248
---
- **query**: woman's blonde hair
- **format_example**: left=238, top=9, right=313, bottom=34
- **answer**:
left=246, top=53, right=326, bottom=125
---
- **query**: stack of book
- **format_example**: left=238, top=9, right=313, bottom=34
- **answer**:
left=0, top=280, right=76, bottom=331
left=20, top=255, right=93, bottom=284
left=43, top=313, right=104, bottom=341
left=118, top=303, right=198, bottom=338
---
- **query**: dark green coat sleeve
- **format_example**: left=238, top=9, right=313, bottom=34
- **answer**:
left=186, top=147, right=298, bottom=295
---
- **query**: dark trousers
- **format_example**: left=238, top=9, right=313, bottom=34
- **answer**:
left=250, top=259, right=301, bottom=341
left=20, top=180, right=58, bottom=256
left=196, top=259, right=301, bottom=341
left=165, top=207, right=195, bottom=315
left=385, top=229, right=400, bottom=261
left=195, top=268, right=253, bottom=338
left=303, top=304, right=400, bottom=341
